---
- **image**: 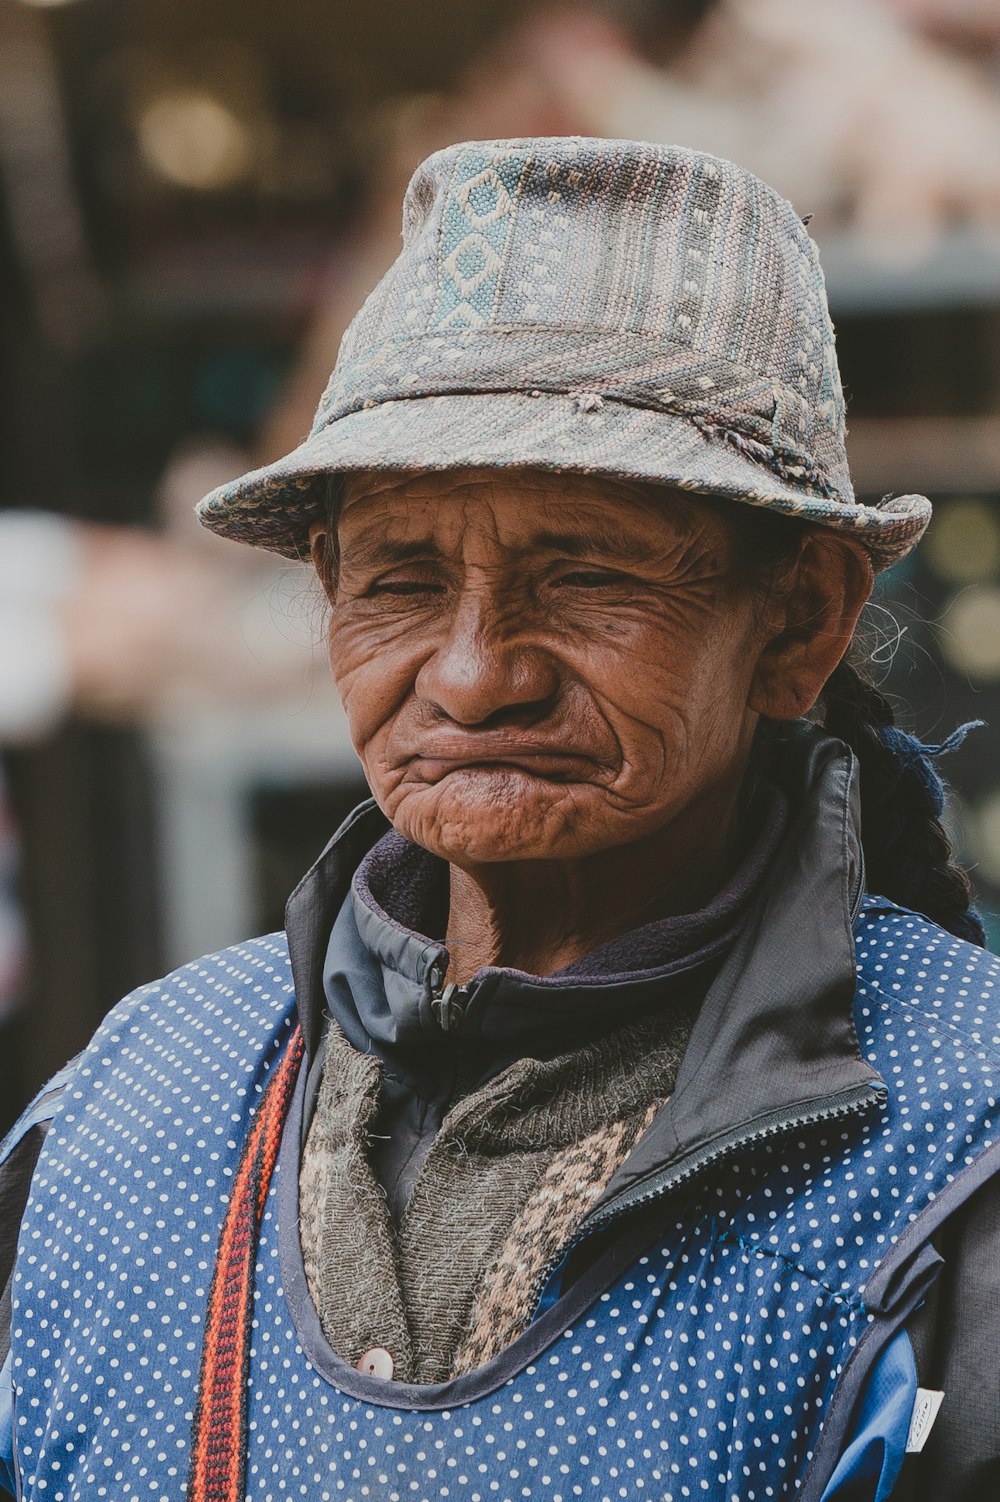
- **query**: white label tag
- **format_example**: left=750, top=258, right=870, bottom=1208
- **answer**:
left=906, top=1388, right=945, bottom=1453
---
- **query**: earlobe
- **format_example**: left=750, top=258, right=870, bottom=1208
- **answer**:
left=748, top=536, right=873, bottom=721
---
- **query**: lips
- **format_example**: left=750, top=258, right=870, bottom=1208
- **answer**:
left=399, top=735, right=603, bottom=782
left=413, top=751, right=597, bottom=781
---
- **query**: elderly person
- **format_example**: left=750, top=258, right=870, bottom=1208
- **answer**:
left=2, top=139, right=998, bottom=1502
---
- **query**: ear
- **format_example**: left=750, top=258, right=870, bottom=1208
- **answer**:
left=749, top=533, right=873, bottom=720
left=309, top=520, right=336, bottom=599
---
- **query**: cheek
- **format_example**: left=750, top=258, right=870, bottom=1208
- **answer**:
left=327, top=616, right=420, bottom=763
left=576, top=609, right=760, bottom=762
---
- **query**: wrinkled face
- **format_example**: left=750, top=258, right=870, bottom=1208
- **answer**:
left=322, top=467, right=774, bottom=867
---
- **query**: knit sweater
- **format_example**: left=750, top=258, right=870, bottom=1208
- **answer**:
left=299, top=1006, right=693, bottom=1382
left=299, top=787, right=787, bottom=1382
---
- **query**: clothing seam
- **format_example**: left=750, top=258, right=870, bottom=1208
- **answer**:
left=863, top=1125, right=1000, bottom=1315
left=352, top=863, right=444, bottom=952
left=795, top=1302, right=916, bottom=1502
left=428, top=150, right=461, bottom=335
left=716, top=1227, right=869, bottom=1312
left=0, top=1066, right=76, bottom=1166
left=797, top=1138, right=997, bottom=1499
left=325, top=391, right=841, bottom=498
left=488, top=150, right=532, bottom=317
left=857, top=971, right=1000, bottom=1072
left=667, top=744, right=861, bottom=1117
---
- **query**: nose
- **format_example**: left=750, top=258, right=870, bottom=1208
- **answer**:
left=415, top=586, right=560, bottom=727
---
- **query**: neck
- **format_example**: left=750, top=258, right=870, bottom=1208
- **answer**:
left=445, top=787, right=746, bottom=983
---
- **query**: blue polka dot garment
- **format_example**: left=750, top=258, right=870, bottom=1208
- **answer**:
left=4, top=897, right=999, bottom=1502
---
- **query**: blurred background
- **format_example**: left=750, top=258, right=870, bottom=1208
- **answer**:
left=1, top=0, right=999, bottom=1134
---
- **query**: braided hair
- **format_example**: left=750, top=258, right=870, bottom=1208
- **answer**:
left=818, top=659, right=985, bottom=944
left=715, top=497, right=986, bottom=946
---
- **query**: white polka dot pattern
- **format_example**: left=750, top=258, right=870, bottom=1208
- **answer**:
left=8, top=899, right=1000, bottom=1501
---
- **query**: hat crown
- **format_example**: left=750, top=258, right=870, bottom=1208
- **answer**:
left=327, top=137, right=846, bottom=480
left=195, top=136, right=931, bottom=570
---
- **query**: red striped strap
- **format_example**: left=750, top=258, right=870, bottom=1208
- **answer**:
left=188, top=1023, right=305, bottom=1502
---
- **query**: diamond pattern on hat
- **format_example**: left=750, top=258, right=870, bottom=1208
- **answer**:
left=454, top=165, right=513, bottom=226
left=431, top=146, right=527, bottom=330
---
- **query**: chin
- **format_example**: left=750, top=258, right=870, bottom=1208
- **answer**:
left=388, top=769, right=601, bottom=865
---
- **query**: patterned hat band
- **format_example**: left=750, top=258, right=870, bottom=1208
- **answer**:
left=315, top=329, right=839, bottom=500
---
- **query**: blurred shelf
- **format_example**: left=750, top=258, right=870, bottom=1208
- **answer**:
left=848, top=415, right=1000, bottom=494
left=822, top=226, right=1000, bottom=315
left=120, top=231, right=331, bottom=321
left=116, top=224, right=1000, bottom=324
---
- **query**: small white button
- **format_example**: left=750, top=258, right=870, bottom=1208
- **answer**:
left=356, top=1346, right=394, bottom=1380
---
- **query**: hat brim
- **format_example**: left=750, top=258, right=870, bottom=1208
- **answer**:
left=197, top=392, right=930, bottom=571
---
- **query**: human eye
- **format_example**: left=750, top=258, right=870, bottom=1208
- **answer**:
left=365, top=570, right=446, bottom=598
left=550, top=567, right=632, bottom=589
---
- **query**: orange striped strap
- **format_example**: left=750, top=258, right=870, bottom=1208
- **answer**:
left=188, top=1023, right=305, bottom=1502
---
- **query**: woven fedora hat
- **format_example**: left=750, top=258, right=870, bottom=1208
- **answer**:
left=197, top=137, right=931, bottom=570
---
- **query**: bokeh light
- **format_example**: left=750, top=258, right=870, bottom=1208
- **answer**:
left=938, top=584, right=1000, bottom=681
left=138, top=91, right=253, bottom=191
left=922, top=497, right=1000, bottom=583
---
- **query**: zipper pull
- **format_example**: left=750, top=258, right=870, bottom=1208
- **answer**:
left=429, top=970, right=470, bottom=1034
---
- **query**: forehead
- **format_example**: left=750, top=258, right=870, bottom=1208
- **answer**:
left=336, top=467, right=724, bottom=552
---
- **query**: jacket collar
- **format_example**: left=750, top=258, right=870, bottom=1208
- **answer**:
left=284, top=721, right=881, bottom=1165
left=285, top=796, right=390, bottom=1063
left=597, top=721, right=881, bottom=1202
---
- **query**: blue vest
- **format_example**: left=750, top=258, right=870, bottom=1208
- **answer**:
left=4, top=898, right=999, bottom=1502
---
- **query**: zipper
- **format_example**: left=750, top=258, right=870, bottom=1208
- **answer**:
left=530, top=830, right=871, bottom=1303
left=428, top=962, right=474, bottom=1033
left=566, top=838, right=873, bottom=1253
left=524, top=1076, right=886, bottom=1323
left=850, top=839, right=867, bottom=922
left=428, top=780, right=871, bottom=1290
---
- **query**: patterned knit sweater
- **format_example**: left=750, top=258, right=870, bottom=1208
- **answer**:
left=299, top=999, right=696, bottom=1383
left=296, top=788, right=788, bottom=1383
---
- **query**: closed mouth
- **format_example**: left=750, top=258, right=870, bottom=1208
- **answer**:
left=409, top=751, right=599, bottom=782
